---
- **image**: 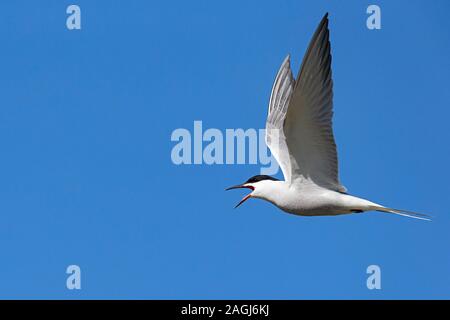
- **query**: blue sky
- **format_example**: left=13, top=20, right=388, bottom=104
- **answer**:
left=0, top=0, right=449, bottom=299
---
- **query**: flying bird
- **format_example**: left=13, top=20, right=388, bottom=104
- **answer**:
left=226, top=13, right=430, bottom=220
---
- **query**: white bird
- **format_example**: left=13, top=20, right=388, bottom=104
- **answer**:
left=226, top=13, right=430, bottom=221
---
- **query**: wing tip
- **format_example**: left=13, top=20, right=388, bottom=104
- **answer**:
left=282, top=54, right=291, bottom=66
left=317, top=12, right=329, bottom=32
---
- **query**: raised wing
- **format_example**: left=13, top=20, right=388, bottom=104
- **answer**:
left=265, top=55, right=295, bottom=183
left=284, top=13, right=346, bottom=192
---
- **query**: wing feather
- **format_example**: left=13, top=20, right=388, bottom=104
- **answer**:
left=284, top=13, right=346, bottom=192
left=265, top=55, right=295, bottom=183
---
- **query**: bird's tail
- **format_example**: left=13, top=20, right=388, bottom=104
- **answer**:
left=373, top=206, right=432, bottom=221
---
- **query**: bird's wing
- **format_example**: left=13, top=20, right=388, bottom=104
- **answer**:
left=265, top=55, right=295, bottom=183
left=283, top=13, right=346, bottom=192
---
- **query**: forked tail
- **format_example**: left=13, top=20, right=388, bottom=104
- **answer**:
left=374, top=206, right=432, bottom=221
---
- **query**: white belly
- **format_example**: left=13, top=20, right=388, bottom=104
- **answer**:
left=271, top=186, right=377, bottom=216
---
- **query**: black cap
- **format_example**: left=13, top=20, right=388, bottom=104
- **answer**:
left=245, top=175, right=279, bottom=184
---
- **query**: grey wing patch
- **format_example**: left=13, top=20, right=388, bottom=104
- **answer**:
left=265, top=55, right=295, bottom=183
left=268, top=55, right=295, bottom=122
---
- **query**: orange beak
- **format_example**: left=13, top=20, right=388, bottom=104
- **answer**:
left=225, top=184, right=254, bottom=208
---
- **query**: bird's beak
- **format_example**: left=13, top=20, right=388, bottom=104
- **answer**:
left=225, top=184, right=254, bottom=208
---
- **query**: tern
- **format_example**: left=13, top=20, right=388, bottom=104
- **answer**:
left=226, top=13, right=430, bottom=220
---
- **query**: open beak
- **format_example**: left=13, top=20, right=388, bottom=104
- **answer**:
left=225, top=184, right=254, bottom=208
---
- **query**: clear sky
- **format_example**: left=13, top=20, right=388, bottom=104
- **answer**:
left=0, top=0, right=449, bottom=299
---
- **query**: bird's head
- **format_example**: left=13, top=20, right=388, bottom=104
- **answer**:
left=225, top=175, right=280, bottom=208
